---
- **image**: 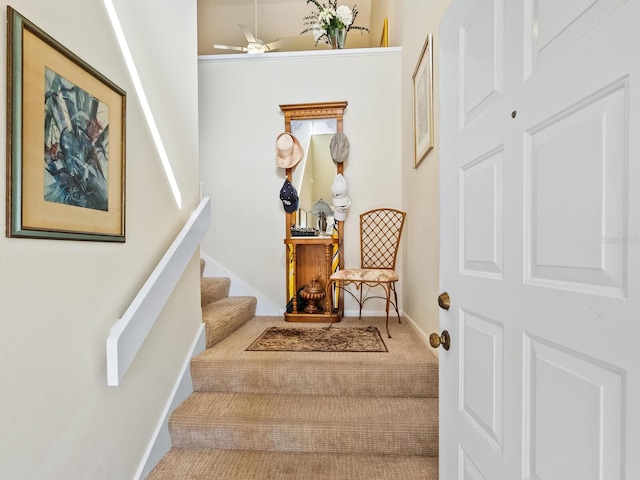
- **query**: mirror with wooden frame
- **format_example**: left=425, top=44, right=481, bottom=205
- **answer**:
left=280, top=101, right=347, bottom=321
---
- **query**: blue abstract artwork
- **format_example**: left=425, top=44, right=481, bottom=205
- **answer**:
left=44, top=68, right=109, bottom=211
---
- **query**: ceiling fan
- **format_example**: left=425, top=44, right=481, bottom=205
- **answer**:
left=213, top=0, right=289, bottom=54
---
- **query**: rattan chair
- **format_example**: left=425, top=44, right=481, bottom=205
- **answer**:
left=328, top=208, right=406, bottom=337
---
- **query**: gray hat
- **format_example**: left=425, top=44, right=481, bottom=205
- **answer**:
left=330, top=132, right=350, bottom=163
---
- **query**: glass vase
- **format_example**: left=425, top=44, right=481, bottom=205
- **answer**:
left=328, top=27, right=346, bottom=49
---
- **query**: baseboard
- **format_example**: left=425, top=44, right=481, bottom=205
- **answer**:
left=401, top=311, right=429, bottom=346
left=134, top=323, right=206, bottom=479
left=401, top=311, right=439, bottom=358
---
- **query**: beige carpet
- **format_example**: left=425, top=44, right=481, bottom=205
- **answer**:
left=147, top=315, right=439, bottom=479
left=246, top=325, right=388, bottom=352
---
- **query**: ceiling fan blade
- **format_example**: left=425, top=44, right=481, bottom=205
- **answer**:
left=213, top=44, right=248, bottom=52
left=264, top=39, right=290, bottom=52
left=239, top=24, right=257, bottom=44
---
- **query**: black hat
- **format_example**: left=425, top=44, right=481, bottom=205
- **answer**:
left=279, top=179, right=299, bottom=213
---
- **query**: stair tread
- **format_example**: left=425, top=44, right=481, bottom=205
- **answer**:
left=202, top=295, right=255, bottom=312
left=191, top=316, right=438, bottom=398
left=147, top=448, right=439, bottom=480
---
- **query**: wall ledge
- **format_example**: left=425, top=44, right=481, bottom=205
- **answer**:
left=198, top=46, right=401, bottom=63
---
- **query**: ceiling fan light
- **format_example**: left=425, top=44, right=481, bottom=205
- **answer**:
left=247, top=43, right=267, bottom=54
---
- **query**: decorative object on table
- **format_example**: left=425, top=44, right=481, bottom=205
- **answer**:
left=280, top=179, right=299, bottom=213
left=246, top=326, right=388, bottom=352
left=310, top=199, right=333, bottom=233
left=291, top=225, right=319, bottom=237
left=329, top=132, right=350, bottom=163
left=275, top=132, right=304, bottom=169
left=300, top=0, right=369, bottom=49
left=6, top=7, right=126, bottom=242
left=299, top=278, right=326, bottom=313
left=331, top=174, right=351, bottom=221
left=412, top=32, right=434, bottom=168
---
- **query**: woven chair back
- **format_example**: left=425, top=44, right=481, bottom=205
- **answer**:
left=359, top=208, right=407, bottom=270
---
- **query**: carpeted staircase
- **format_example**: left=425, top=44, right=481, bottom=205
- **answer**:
left=146, top=260, right=439, bottom=479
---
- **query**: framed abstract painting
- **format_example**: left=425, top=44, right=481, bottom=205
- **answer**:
left=6, top=6, right=126, bottom=241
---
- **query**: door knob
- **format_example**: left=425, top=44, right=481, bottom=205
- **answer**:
left=438, top=292, right=450, bottom=310
left=429, top=330, right=451, bottom=350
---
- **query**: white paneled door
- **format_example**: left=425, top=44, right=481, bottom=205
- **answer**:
left=438, top=0, right=639, bottom=479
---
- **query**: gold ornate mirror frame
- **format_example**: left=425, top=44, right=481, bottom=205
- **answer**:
left=279, top=101, right=348, bottom=237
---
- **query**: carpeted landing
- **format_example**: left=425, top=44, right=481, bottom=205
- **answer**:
left=148, top=266, right=439, bottom=479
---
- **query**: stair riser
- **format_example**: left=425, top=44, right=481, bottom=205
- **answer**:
left=169, top=422, right=438, bottom=456
left=201, top=277, right=231, bottom=306
left=147, top=448, right=439, bottom=480
left=203, top=297, right=257, bottom=348
left=191, top=363, right=438, bottom=398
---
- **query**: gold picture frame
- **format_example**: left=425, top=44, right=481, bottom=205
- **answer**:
left=412, top=33, right=434, bottom=168
left=6, top=6, right=126, bottom=241
left=380, top=18, right=389, bottom=47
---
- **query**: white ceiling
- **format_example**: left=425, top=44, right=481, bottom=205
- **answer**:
left=197, top=0, right=374, bottom=55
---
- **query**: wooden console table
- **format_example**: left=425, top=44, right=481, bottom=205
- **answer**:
left=284, top=236, right=342, bottom=322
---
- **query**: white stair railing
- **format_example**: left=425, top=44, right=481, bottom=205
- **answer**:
left=106, top=197, right=211, bottom=386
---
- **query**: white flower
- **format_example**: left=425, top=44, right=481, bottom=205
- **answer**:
left=312, top=24, right=326, bottom=42
left=336, top=5, right=353, bottom=28
left=317, top=8, right=335, bottom=26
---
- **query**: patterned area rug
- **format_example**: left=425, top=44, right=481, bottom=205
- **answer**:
left=246, top=326, right=388, bottom=352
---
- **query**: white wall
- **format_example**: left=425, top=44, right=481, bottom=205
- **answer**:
left=400, top=0, right=453, bottom=353
left=198, top=48, right=401, bottom=315
left=0, top=1, right=202, bottom=478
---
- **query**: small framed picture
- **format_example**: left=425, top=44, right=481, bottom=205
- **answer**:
left=412, top=33, right=434, bottom=168
left=6, top=7, right=126, bottom=241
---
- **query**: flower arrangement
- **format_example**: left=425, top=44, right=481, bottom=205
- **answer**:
left=301, top=0, right=369, bottom=47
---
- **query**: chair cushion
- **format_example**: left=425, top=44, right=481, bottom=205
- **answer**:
left=330, top=268, right=398, bottom=283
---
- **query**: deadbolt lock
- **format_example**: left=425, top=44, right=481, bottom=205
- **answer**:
left=438, top=292, right=451, bottom=310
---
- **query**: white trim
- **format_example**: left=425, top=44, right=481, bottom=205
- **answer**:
left=198, top=46, right=402, bottom=64
left=134, top=324, right=206, bottom=480
left=400, top=311, right=434, bottom=351
left=106, top=198, right=211, bottom=386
